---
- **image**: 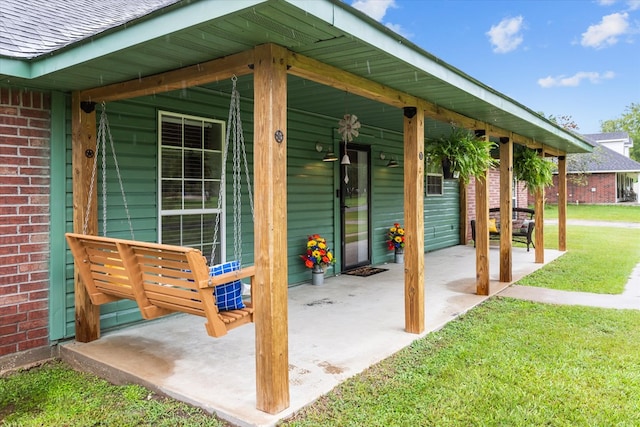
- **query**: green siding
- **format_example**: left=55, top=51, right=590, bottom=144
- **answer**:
left=369, top=132, right=405, bottom=265
left=286, top=114, right=338, bottom=284
left=425, top=180, right=460, bottom=251
left=61, top=86, right=462, bottom=336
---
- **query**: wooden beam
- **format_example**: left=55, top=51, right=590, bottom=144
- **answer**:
left=71, top=93, right=100, bottom=342
left=252, top=43, right=290, bottom=414
left=76, top=42, right=568, bottom=157
left=79, top=50, right=255, bottom=103
left=557, top=156, right=567, bottom=251
left=288, top=51, right=418, bottom=109
left=506, top=133, right=565, bottom=156
left=287, top=49, right=560, bottom=152
left=404, top=107, right=425, bottom=334
left=474, top=129, right=490, bottom=296
left=499, top=136, right=513, bottom=282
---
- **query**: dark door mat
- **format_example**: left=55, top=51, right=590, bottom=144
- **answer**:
left=343, top=266, right=389, bottom=277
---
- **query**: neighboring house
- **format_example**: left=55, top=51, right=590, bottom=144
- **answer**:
left=587, top=131, right=634, bottom=158
left=0, top=0, right=591, bottom=413
left=544, top=133, right=640, bottom=204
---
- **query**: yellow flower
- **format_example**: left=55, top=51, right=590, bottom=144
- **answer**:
left=394, top=236, right=402, bottom=243
left=312, top=250, right=321, bottom=258
left=308, top=240, right=317, bottom=248
left=327, top=252, right=333, bottom=261
left=397, top=228, right=404, bottom=235
left=389, top=227, right=397, bottom=233
left=318, top=242, right=326, bottom=249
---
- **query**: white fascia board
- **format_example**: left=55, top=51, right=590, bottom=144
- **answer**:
left=286, top=0, right=591, bottom=152
left=25, top=0, right=266, bottom=78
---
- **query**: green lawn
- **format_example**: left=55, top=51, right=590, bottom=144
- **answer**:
left=543, top=203, right=640, bottom=222
left=282, top=299, right=640, bottom=426
left=521, top=225, right=640, bottom=293
left=3, top=204, right=640, bottom=426
left=0, top=361, right=226, bottom=427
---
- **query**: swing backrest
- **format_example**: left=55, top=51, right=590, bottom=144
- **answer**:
left=65, top=233, right=255, bottom=337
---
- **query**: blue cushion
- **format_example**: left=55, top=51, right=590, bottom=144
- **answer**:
left=209, top=260, right=245, bottom=311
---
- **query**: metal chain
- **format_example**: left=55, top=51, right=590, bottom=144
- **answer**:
left=210, top=78, right=235, bottom=265
left=82, top=104, right=135, bottom=238
left=210, top=76, right=253, bottom=267
left=101, top=113, right=107, bottom=236
left=237, top=94, right=254, bottom=219
left=82, top=123, right=101, bottom=235
left=233, top=98, right=242, bottom=264
left=101, top=103, right=135, bottom=239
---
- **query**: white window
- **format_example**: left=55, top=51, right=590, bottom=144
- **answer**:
left=426, top=160, right=444, bottom=196
left=158, top=111, right=225, bottom=263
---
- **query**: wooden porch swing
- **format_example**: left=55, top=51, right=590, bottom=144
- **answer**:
left=66, top=78, right=256, bottom=338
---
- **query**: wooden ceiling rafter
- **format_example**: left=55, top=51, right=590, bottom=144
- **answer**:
left=79, top=49, right=255, bottom=103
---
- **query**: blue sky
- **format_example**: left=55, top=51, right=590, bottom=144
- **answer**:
left=348, top=0, right=640, bottom=133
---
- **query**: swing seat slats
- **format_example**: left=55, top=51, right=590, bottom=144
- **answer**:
left=65, top=232, right=255, bottom=338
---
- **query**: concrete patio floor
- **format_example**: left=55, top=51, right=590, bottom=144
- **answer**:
left=60, top=245, right=562, bottom=427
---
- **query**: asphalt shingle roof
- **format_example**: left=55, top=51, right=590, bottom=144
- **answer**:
left=583, top=132, right=632, bottom=142
left=0, top=0, right=179, bottom=58
left=568, top=138, right=640, bottom=173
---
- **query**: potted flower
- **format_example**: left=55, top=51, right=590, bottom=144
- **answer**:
left=387, top=223, right=405, bottom=263
left=301, top=234, right=335, bottom=285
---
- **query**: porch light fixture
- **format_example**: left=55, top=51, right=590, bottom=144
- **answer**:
left=379, top=152, right=386, bottom=160
left=317, top=141, right=338, bottom=161
left=323, top=151, right=338, bottom=162
left=387, top=158, right=399, bottom=168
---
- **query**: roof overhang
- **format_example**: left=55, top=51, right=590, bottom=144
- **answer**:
left=0, top=0, right=592, bottom=154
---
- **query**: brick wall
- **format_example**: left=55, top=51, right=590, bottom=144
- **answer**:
left=466, top=169, right=529, bottom=242
left=543, top=173, right=617, bottom=204
left=0, top=87, right=51, bottom=357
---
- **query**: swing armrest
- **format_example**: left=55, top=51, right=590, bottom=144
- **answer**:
left=201, top=265, right=257, bottom=289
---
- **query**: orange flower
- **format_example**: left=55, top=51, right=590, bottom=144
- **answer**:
left=302, top=234, right=336, bottom=269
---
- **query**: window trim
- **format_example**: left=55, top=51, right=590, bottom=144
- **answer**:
left=425, top=160, right=444, bottom=196
left=157, top=110, right=226, bottom=261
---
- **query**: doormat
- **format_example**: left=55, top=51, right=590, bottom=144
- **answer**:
left=343, top=266, right=388, bottom=277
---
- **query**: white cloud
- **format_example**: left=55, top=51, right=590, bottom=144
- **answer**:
left=581, top=12, right=630, bottom=48
left=596, top=0, right=640, bottom=10
left=537, top=71, right=616, bottom=88
left=385, top=22, right=412, bottom=39
left=627, top=0, right=640, bottom=10
left=351, top=0, right=397, bottom=21
left=351, top=1, right=410, bottom=39
left=486, top=16, right=525, bottom=53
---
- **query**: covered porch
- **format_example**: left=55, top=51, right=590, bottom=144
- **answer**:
left=60, top=245, right=562, bottom=427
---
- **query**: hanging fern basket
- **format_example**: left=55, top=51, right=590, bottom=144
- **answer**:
left=513, top=147, right=556, bottom=193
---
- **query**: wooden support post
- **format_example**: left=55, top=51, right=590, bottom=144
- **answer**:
left=403, top=106, right=424, bottom=334
left=499, top=137, right=512, bottom=282
left=557, top=156, right=567, bottom=252
left=474, top=129, right=490, bottom=296
left=252, top=43, right=290, bottom=414
left=71, top=93, right=100, bottom=343
left=534, top=151, right=545, bottom=264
